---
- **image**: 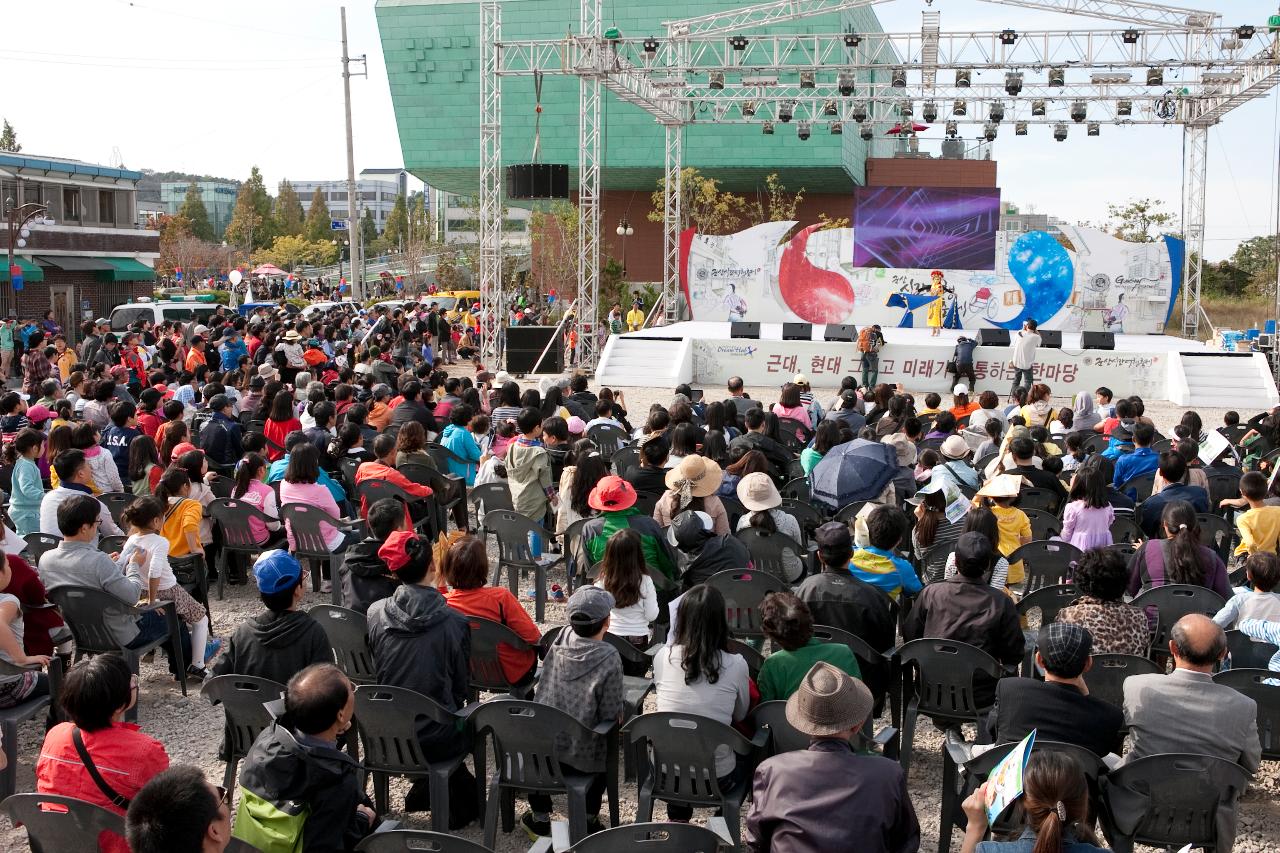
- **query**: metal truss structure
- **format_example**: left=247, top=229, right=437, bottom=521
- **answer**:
left=479, top=0, right=1280, bottom=365
left=479, top=0, right=504, bottom=363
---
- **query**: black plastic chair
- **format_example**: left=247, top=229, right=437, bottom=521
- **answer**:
left=626, top=711, right=766, bottom=850
left=1213, top=667, right=1280, bottom=761
left=750, top=699, right=811, bottom=755
left=1100, top=752, right=1252, bottom=853
left=706, top=569, right=786, bottom=639
left=1008, top=540, right=1081, bottom=596
left=468, top=482, right=513, bottom=536
left=472, top=699, right=619, bottom=849
left=974, top=450, right=999, bottom=472
left=22, top=532, right=61, bottom=566
left=1023, top=507, right=1062, bottom=542
left=354, top=684, right=481, bottom=831
left=280, top=503, right=364, bottom=599
left=0, top=793, right=126, bottom=853
left=465, top=616, right=537, bottom=700
left=1197, top=512, right=1234, bottom=565
left=1015, top=583, right=1081, bottom=675
left=356, top=479, right=436, bottom=540
left=208, top=472, right=236, bottom=500
left=563, top=517, right=599, bottom=589
left=1131, top=584, right=1226, bottom=666
left=893, top=638, right=1001, bottom=775
left=403, top=460, right=463, bottom=534
left=339, top=456, right=362, bottom=501
left=735, top=526, right=805, bottom=583
left=566, top=821, right=726, bottom=853
left=1206, top=470, right=1243, bottom=510
left=47, top=585, right=186, bottom=720
left=307, top=604, right=377, bottom=684
left=1081, top=433, right=1111, bottom=455
left=97, top=534, right=127, bottom=556
left=719, top=494, right=747, bottom=529
left=1081, top=653, right=1161, bottom=709
left=610, top=445, right=641, bottom=475
left=726, top=637, right=765, bottom=680
left=208, top=497, right=276, bottom=601
left=356, top=830, right=493, bottom=852
left=1017, top=488, right=1060, bottom=515
left=834, top=500, right=869, bottom=525
left=1225, top=629, right=1280, bottom=671
left=1109, top=514, right=1144, bottom=545
left=484, top=509, right=564, bottom=622
left=778, top=498, right=823, bottom=542
left=0, top=658, right=61, bottom=801
left=1120, top=472, right=1156, bottom=503
left=96, top=491, right=134, bottom=528
left=779, top=477, right=810, bottom=502
left=201, top=674, right=286, bottom=792
left=587, top=423, right=630, bottom=457
left=776, top=417, right=812, bottom=455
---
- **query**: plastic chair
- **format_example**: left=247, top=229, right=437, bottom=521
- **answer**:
left=834, top=500, right=869, bottom=525
left=47, top=585, right=186, bottom=720
left=626, top=711, right=766, bottom=849
left=1008, top=540, right=1081, bottom=595
left=974, top=450, right=999, bottom=472
left=1023, top=508, right=1062, bottom=542
left=356, top=831, right=493, bottom=853
left=750, top=699, right=811, bottom=755
left=0, top=658, right=60, bottom=801
left=307, top=604, right=377, bottom=684
left=468, top=482, right=513, bottom=536
left=1017, top=488, right=1060, bottom=515
left=1080, top=653, right=1160, bottom=708
left=610, top=445, right=641, bottom=475
left=208, top=498, right=276, bottom=601
left=1131, top=584, right=1227, bottom=665
left=465, top=616, right=536, bottom=699
left=1206, top=470, right=1243, bottom=510
left=208, top=472, right=236, bottom=500
left=1197, top=513, right=1234, bottom=565
left=1225, top=629, right=1280, bottom=671
left=1120, top=472, right=1156, bottom=503
left=892, top=638, right=1001, bottom=775
left=472, top=699, right=619, bottom=849
left=735, top=527, right=805, bottom=582
left=563, top=517, right=599, bottom=589
left=357, top=479, right=437, bottom=540
left=1109, top=514, right=1144, bottom=545
left=1082, top=433, right=1111, bottom=455
left=353, top=684, right=481, bottom=831
left=587, top=423, right=630, bottom=457
left=201, top=675, right=286, bottom=792
left=22, top=532, right=61, bottom=566
left=779, top=477, right=810, bottom=502
left=566, top=822, right=726, bottom=853
left=706, top=569, right=786, bottom=639
left=1213, top=668, right=1280, bottom=761
left=97, top=534, right=127, bottom=556
left=339, top=457, right=362, bottom=501
left=1015, top=584, right=1081, bottom=675
left=1100, top=753, right=1252, bottom=853
left=484, top=510, right=564, bottom=622
left=280, top=503, right=364, bottom=600
left=0, top=793, right=126, bottom=853
left=403, top=460, right=463, bottom=534
left=725, top=638, right=765, bottom=680
left=96, top=491, right=134, bottom=528
left=719, top=494, right=747, bottom=529
left=777, top=498, right=823, bottom=542
left=776, top=417, right=811, bottom=454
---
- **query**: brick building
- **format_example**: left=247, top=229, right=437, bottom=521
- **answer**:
left=0, top=153, right=158, bottom=338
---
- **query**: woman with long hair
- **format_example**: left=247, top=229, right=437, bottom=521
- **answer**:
left=652, top=584, right=750, bottom=821
left=127, top=435, right=163, bottom=497
left=557, top=439, right=609, bottom=535
left=665, top=422, right=700, bottom=469
left=718, top=448, right=771, bottom=498
left=943, top=506, right=1010, bottom=588
left=232, top=452, right=284, bottom=546
left=960, top=751, right=1105, bottom=853
left=1058, top=464, right=1114, bottom=551
left=654, top=455, right=730, bottom=534
left=1128, top=500, right=1230, bottom=598
left=394, top=420, right=435, bottom=470
left=263, top=390, right=301, bottom=462
left=771, top=382, right=811, bottom=432
left=874, top=395, right=909, bottom=438
left=701, top=401, right=738, bottom=464
left=1020, top=383, right=1056, bottom=429
left=801, top=419, right=843, bottom=477
left=595, top=529, right=659, bottom=664
left=911, top=482, right=965, bottom=584
left=490, top=381, right=523, bottom=428
left=45, top=424, right=73, bottom=489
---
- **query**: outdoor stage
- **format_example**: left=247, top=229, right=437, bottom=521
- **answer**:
left=597, top=322, right=1280, bottom=409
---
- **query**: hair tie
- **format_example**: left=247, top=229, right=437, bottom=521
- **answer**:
left=1055, top=801, right=1067, bottom=822
left=1178, top=523, right=1188, bottom=530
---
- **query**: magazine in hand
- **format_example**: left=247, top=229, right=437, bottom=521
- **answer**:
left=984, top=730, right=1036, bottom=823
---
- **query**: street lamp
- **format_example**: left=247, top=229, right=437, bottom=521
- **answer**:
left=331, top=237, right=350, bottom=283
left=5, top=197, right=49, bottom=297
left=615, top=218, right=634, bottom=277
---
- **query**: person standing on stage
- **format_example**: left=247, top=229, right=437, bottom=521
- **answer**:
left=927, top=270, right=946, bottom=337
left=857, top=325, right=885, bottom=390
left=1010, top=319, right=1041, bottom=400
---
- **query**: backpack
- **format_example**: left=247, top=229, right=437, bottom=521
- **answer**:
left=857, top=327, right=874, bottom=353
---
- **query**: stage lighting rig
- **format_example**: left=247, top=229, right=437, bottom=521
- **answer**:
left=843, top=32, right=861, bottom=48
left=799, top=70, right=815, bottom=89
left=945, top=120, right=958, bottom=137
left=1122, top=29, right=1140, bottom=44
left=852, top=102, right=868, bottom=122
left=1117, top=100, right=1133, bottom=116
left=762, top=121, right=774, bottom=135
left=823, top=100, right=837, bottom=116
left=956, top=69, right=971, bottom=87
left=953, top=99, right=968, bottom=116
left=984, top=121, right=998, bottom=141
left=989, top=102, right=1005, bottom=123
left=922, top=101, right=938, bottom=122
left=742, top=100, right=757, bottom=117
left=830, top=122, right=843, bottom=135
left=708, top=71, right=724, bottom=90
left=860, top=124, right=873, bottom=140
left=1071, top=100, right=1087, bottom=122
left=1000, top=29, right=1018, bottom=46
left=899, top=99, right=913, bottom=117
left=838, top=72, right=855, bottom=96
left=1005, top=72, right=1023, bottom=95
left=797, top=122, right=811, bottom=140
left=779, top=101, right=794, bottom=122
left=1054, top=122, right=1069, bottom=141
left=1147, top=67, right=1164, bottom=86
left=892, top=68, right=907, bottom=88
left=1015, top=121, right=1028, bottom=135
left=730, top=35, right=749, bottom=51
left=642, top=36, right=659, bottom=54
left=1031, top=100, right=1046, bottom=116
left=1236, top=25, right=1256, bottom=40
left=1048, top=67, right=1065, bottom=87
left=1087, top=122, right=1101, bottom=136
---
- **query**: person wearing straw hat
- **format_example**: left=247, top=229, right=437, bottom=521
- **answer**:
left=932, top=433, right=982, bottom=493
left=582, top=475, right=678, bottom=584
left=745, top=662, right=920, bottom=853
left=976, top=473, right=1033, bottom=586
left=653, top=456, right=730, bottom=534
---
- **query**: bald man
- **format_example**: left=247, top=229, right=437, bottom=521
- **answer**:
left=1120, top=614, right=1261, bottom=773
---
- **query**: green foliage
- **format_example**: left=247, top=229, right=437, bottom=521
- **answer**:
left=177, top=183, right=214, bottom=242
left=225, top=166, right=276, bottom=251
left=360, top=208, right=379, bottom=248
left=383, top=193, right=409, bottom=251
left=275, top=180, right=306, bottom=238
left=1105, top=198, right=1176, bottom=243
left=600, top=257, right=626, bottom=319
left=648, top=167, right=748, bottom=235
left=0, top=119, right=20, bottom=153
left=304, top=188, right=333, bottom=242
left=252, top=235, right=338, bottom=272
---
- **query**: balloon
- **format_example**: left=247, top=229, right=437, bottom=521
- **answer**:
left=228, top=269, right=243, bottom=286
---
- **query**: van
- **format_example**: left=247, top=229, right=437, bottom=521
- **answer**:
left=110, top=297, right=221, bottom=332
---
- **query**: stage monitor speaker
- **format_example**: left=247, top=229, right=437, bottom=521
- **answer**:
left=1038, top=329, right=1062, bottom=348
left=825, top=323, right=857, bottom=342
left=782, top=322, right=813, bottom=341
left=976, top=328, right=1010, bottom=347
left=505, top=163, right=570, bottom=200
left=1081, top=331, right=1115, bottom=351
left=505, top=326, right=563, bottom=374
left=731, top=322, right=761, bottom=339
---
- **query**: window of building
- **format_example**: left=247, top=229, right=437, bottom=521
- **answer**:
left=330, top=191, right=347, bottom=201
left=360, top=191, right=377, bottom=201
left=98, top=190, right=116, bottom=225
left=62, top=187, right=81, bottom=222
left=21, top=181, right=42, bottom=206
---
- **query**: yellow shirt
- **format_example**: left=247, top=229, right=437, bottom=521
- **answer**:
left=991, top=504, right=1032, bottom=585
left=626, top=308, right=645, bottom=331
left=162, top=497, right=204, bottom=558
left=1235, top=505, right=1280, bottom=556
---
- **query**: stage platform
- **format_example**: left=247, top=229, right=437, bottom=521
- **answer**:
left=596, top=322, right=1279, bottom=409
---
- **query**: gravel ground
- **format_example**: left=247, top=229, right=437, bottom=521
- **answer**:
left=2, top=370, right=1277, bottom=852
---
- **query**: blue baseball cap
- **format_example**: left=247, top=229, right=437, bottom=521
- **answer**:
left=253, top=550, right=304, bottom=594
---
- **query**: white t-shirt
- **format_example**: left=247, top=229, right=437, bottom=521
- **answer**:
left=1012, top=330, right=1041, bottom=369
left=120, top=531, right=176, bottom=592
left=653, top=645, right=750, bottom=776
left=597, top=575, right=659, bottom=637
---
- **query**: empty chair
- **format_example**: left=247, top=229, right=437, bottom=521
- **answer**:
left=750, top=699, right=811, bottom=755
left=1023, top=508, right=1062, bottom=542
left=706, top=570, right=786, bottom=639
left=96, top=492, right=134, bottom=529
left=201, top=675, right=286, bottom=792
left=0, top=659, right=60, bottom=801
left=1109, top=514, right=1144, bottom=545
left=1130, top=584, right=1226, bottom=665
left=1225, top=629, right=1280, bottom=671
left=587, top=423, right=630, bottom=457
left=23, top=532, right=61, bottom=566
left=1081, top=653, right=1161, bottom=708
left=1206, top=470, right=1243, bottom=509
left=726, top=638, right=765, bottom=681
left=893, top=638, right=1001, bottom=775
left=484, top=510, right=564, bottom=623
left=1081, top=433, right=1111, bottom=455
left=1008, top=540, right=1081, bottom=595
left=1017, top=488, right=1060, bottom=515
left=468, top=482, right=512, bottom=535
left=834, top=501, right=869, bottom=525
left=779, top=478, right=810, bottom=502
left=610, top=445, right=641, bottom=475
left=97, top=534, right=127, bottom=556
left=566, top=822, right=725, bottom=853
left=356, top=830, right=493, bottom=852
left=1213, top=668, right=1280, bottom=761
left=307, top=604, right=377, bottom=684
left=207, top=472, right=236, bottom=500
left=403, top=459, right=464, bottom=534
left=0, top=793, right=126, bottom=853
left=777, top=498, right=823, bottom=543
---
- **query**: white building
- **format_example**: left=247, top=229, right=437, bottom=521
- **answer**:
left=292, top=168, right=416, bottom=233
left=435, top=190, right=531, bottom=247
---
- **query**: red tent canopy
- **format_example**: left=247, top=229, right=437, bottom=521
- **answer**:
left=251, top=264, right=288, bottom=277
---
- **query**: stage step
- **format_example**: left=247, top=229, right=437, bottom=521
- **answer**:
left=1172, top=352, right=1279, bottom=410
left=596, top=334, right=693, bottom=388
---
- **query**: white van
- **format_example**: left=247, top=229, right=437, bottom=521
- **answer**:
left=110, top=298, right=222, bottom=332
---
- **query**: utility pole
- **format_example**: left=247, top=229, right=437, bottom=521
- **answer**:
left=340, top=7, right=366, bottom=300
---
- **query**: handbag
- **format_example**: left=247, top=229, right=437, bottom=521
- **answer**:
left=71, top=727, right=131, bottom=810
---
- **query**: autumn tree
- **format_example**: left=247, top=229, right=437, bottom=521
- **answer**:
left=1106, top=198, right=1176, bottom=243
left=0, top=119, right=20, bottom=153
left=224, top=166, right=276, bottom=252
left=648, top=167, right=748, bottom=235
left=530, top=201, right=580, bottom=300
left=177, top=183, right=214, bottom=242
left=304, top=188, right=333, bottom=242
left=383, top=193, right=409, bottom=251
left=156, top=214, right=235, bottom=279
left=275, top=180, right=306, bottom=238
left=252, top=234, right=338, bottom=271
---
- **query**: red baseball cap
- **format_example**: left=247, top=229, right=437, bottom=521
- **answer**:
left=379, top=530, right=426, bottom=574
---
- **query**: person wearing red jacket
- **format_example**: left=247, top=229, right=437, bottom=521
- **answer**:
left=354, top=433, right=432, bottom=519
left=443, top=536, right=539, bottom=685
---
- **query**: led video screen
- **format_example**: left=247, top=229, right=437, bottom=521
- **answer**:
left=853, top=186, right=1001, bottom=271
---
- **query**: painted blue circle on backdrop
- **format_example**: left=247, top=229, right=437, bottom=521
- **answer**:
left=995, top=230, right=1074, bottom=330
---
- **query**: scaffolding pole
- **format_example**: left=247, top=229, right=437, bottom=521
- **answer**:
left=479, top=0, right=504, bottom=364
left=662, top=123, right=683, bottom=324
left=576, top=0, right=603, bottom=371
left=1181, top=123, right=1207, bottom=339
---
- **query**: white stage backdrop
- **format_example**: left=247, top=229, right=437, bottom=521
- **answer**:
left=682, top=222, right=1182, bottom=336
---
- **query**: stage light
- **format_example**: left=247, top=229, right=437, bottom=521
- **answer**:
left=1071, top=100, right=1087, bottom=122
left=989, top=102, right=1005, bottom=123
left=797, top=122, right=811, bottom=141
left=983, top=121, right=998, bottom=141
left=1087, top=122, right=1100, bottom=136
left=1000, top=29, right=1018, bottom=45
left=922, top=101, right=938, bottom=122
left=1053, top=122, right=1068, bottom=141
left=1117, top=99, right=1133, bottom=116
left=843, top=32, right=861, bottom=48
left=898, top=99, right=912, bottom=117
left=945, top=120, right=958, bottom=137
left=1146, top=67, right=1163, bottom=86
left=852, top=101, right=868, bottom=122
left=1122, top=28, right=1140, bottom=44
left=1015, top=121, right=1028, bottom=136
left=762, top=121, right=774, bottom=135
left=742, top=100, right=757, bottom=117
left=1005, top=72, right=1023, bottom=95
left=823, top=99, right=837, bottom=116
left=779, top=101, right=793, bottom=122
left=708, top=71, right=724, bottom=90
left=642, top=36, right=659, bottom=53
left=953, top=99, right=967, bottom=116
left=892, top=68, right=907, bottom=88
left=730, top=35, right=749, bottom=51
left=1048, top=67, right=1065, bottom=87
left=1031, top=99, right=1046, bottom=116
left=799, top=70, right=815, bottom=89
left=830, top=121, right=843, bottom=135
left=860, top=123, right=873, bottom=140
left=1236, top=25, right=1256, bottom=40
left=956, top=69, right=971, bottom=87
left=838, top=72, right=855, bottom=96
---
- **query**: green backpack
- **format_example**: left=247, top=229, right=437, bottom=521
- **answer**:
left=232, top=788, right=308, bottom=853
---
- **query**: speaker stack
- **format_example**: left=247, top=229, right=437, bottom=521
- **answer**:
left=1038, top=329, right=1062, bottom=348
left=1081, top=331, right=1115, bottom=350
left=782, top=323, right=813, bottom=341
left=731, top=322, right=761, bottom=339
left=505, top=164, right=570, bottom=199
left=505, top=326, right=563, bottom=374
left=975, top=329, right=1010, bottom=347
left=824, top=324, right=857, bottom=342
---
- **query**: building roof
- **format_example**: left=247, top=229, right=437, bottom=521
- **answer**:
left=360, top=167, right=407, bottom=175
left=0, top=152, right=142, bottom=182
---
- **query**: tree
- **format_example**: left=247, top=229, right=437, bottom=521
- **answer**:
left=224, top=166, right=276, bottom=253
left=360, top=208, right=379, bottom=249
left=751, top=173, right=804, bottom=224
left=0, top=119, right=20, bottom=153
left=177, top=183, right=214, bottom=242
left=383, top=193, right=409, bottom=251
left=1201, top=259, right=1252, bottom=298
left=304, top=188, right=333, bottom=242
left=529, top=201, right=580, bottom=299
left=648, top=167, right=748, bottom=235
left=156, top=214, right=235, bottom=279
left=1105, top=198, right=1176, bottom=243
left=275, top=180, right=306, bottom=238
left=252, top=234, right=337, bottom=272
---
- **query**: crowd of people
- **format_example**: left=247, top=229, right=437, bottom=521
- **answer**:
left=0, top=298, right=1274, bottom=853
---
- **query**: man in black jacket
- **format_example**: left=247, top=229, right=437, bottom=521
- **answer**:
left=340, top=499, right=403, bottom=615
left=568, top=373, right=598, bottom=411
left=728, top=407, right=792, bottom=482
left=389, top=379, right=437, bottom=433
left=1007, top=436, right=1068, bottom=509
left=199, top=394, right=244, bottom=471
left=668, top=510, right=752, bottom=589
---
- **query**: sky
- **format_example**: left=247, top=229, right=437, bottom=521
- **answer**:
left=2, top=0, right=1276, bottom=260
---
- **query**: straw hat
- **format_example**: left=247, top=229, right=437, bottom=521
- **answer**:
left=664, top=455, right=724, bottom=499
left=882, top=433, right=917, bottom=467
left=284, top=330, right=302, bottom=342
left=940, top=435, right=971, bottom=460
left=976, top=473, right=1023, bottom=499
left=737, top=471, right=781, bottom=512
left=784, top=661, right=873, bottom=737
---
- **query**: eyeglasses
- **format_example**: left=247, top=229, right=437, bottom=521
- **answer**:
left=215, top=786, right=231, bottom=807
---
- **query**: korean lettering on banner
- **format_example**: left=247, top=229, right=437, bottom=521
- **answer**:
left=766, top=353, right=799, bottom=374
left=1038, top=363, right=1078, bottom=385
left=810, top=355, right=841, bottom=375
left=899, top=359, right=947, bottom=380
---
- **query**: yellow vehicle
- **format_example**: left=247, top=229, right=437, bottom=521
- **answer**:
left=436, top=290, right=480, bottom=322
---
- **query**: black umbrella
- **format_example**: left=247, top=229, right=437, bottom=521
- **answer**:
left=810, top=438, right=898, bottom=510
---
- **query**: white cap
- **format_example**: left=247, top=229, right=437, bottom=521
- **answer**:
left=953, top=383, right=969, bottom=396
